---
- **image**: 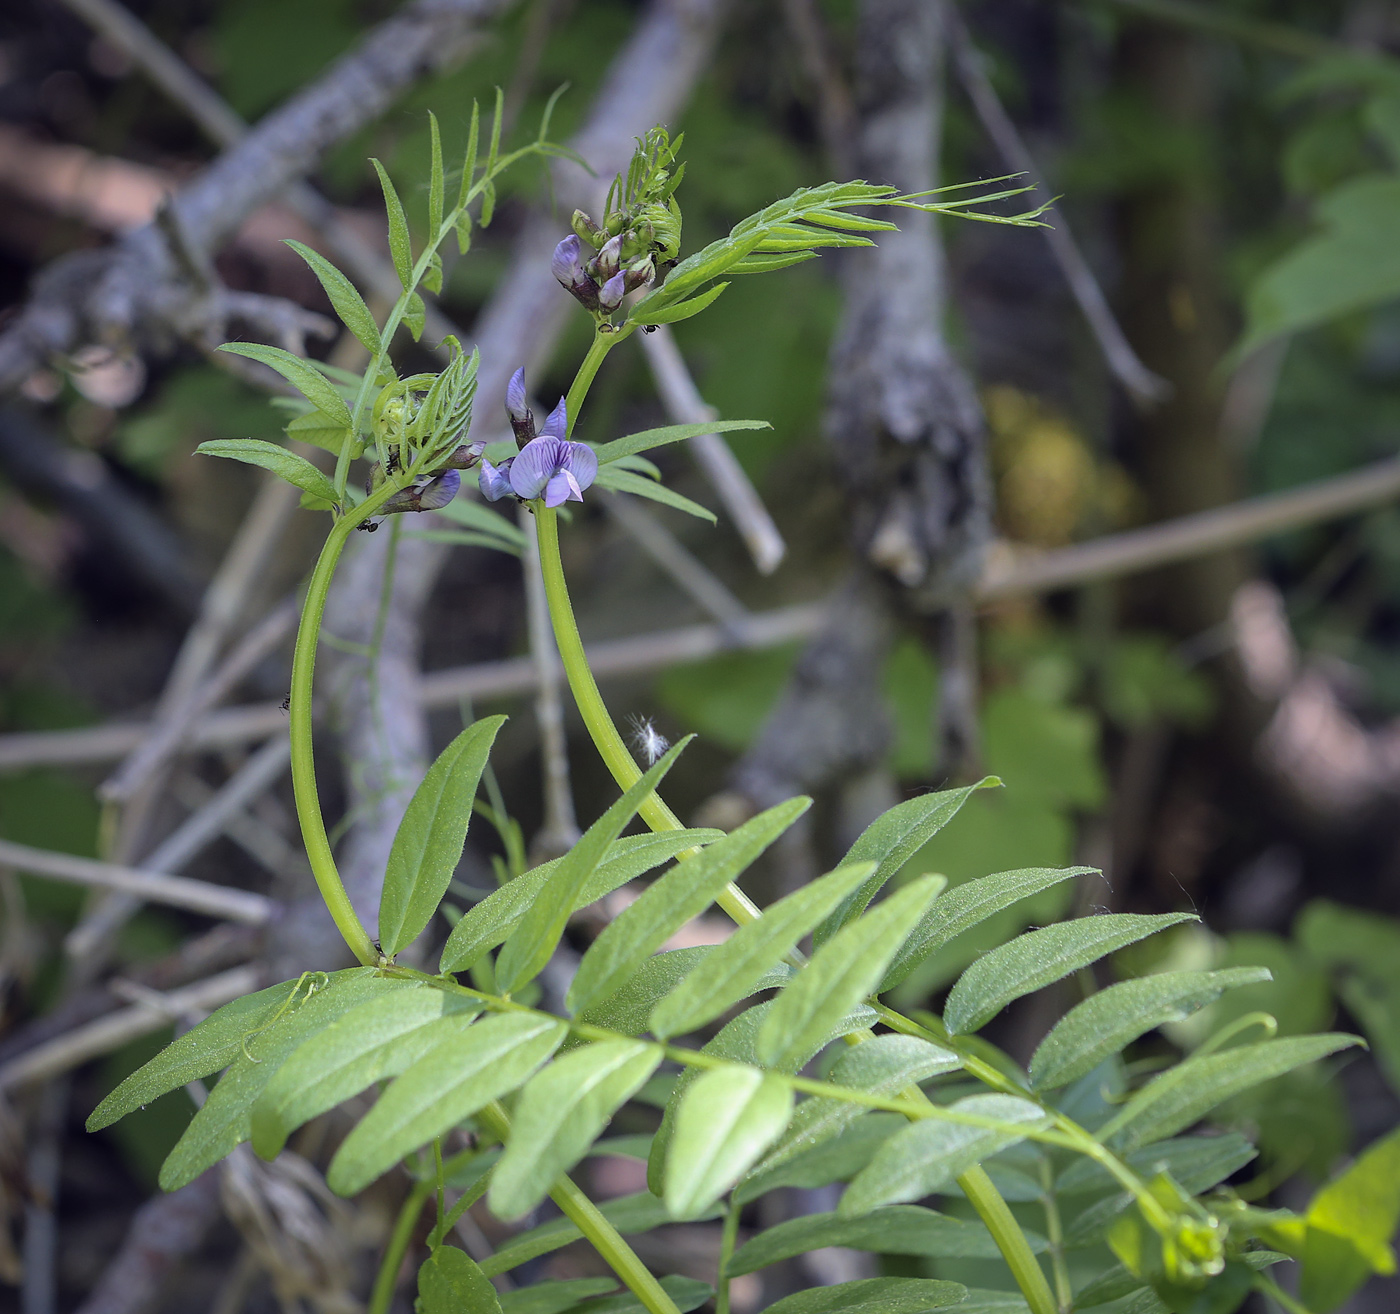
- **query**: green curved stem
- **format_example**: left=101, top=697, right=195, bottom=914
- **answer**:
left=289, top=484, right=403, bottom=967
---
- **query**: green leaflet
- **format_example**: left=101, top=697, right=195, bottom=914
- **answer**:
left=418, top=1246, right=501, bottom=1314
left=648, top=998, right=877, bottom=1197
left=728, top=1205, right=1040, bottom=1274
left=590, top=466, right=716, bottom=523
left=250, top=989, right=482, bottom=1159
left=753, top=1034, right=961, bottom=1176
left=285, top=240, right=382, bottom=355
left=1100, top=1033, right=1363, bottom=1152
left=729, top=252, right=820, bottom=274
left=427, top=112, right=444, bottom=237
left=371, top=158, right=414, bottom=289
left=880, top=866, right=1093, bottom=992
left=592, top=419, right=770, bottom=466
left=439, top=830, right=720, bottom=974
left=379, top=716, right=506, bottom=956
left=499, top=1279, right=618, bottom=1314
left=756, top=875, right=945, bottom=1070
left=495, top=741, right=690, bottom=995
left=816, top=779, right=999, bottom=947
left=1057, top=1133, right=1258, bottom=1198
left=488, top=1040, right=662, bottom=1220
left=943, top=913, right=1198, bottom=1036
left=158, top=970, right=416, bottom=1190
left=664, top=1065, right=793, bottom=1220
left=572, top=947, right=793, bottom=1044
left=1029, top=968, right=1274, bottom=1090
left=478, top=1191, right=722, bottom=1277
left=648, top=861, right=876, bottom=1039
left=87, top=973, right=341, bottom=1132
left=285, top=409, right=358, bottom=459
left=759, top=1278, right=968, bottom=1314
left=628, top=281, right=731, bottom=326
left=738, top=1114, right=905, bottom=1205
left=194, top=438, right=338, bottom=506
left=327, top=1012, right=566, bottom=1196
left=839, top=1095, right=1050, bottom=1216
left=568, top=797, right=811, bottom=1015
left=215, top=343, right=353, bottom=427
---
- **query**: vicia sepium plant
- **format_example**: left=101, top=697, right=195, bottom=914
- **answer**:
left=91, top=115, right=1397, bottom=1314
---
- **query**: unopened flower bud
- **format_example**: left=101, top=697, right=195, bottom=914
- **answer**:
left=436, top=436, right=487, bottom=470
left=380, top=469, right=461, bottom=514
left=570, top=209, right=607, bottom=249
left=478, top=457, right=514, bottom=502
left=505, top=366, right=536, bottom=447
left=593, top=235, right=623, bottom=282
left=551, top=235, right=601, bottom=312
left=622, top=256, right=655, bottom=294
left=597, top=270, right=627, bottom=313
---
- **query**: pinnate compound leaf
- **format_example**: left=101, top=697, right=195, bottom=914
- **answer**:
left=729, top=1205, right=1034, bottom=1274
left=1030, top=967, right=1273, bottom=1090
left=739, top=1114, right=905, bottom=1205
left=439, top=830, right=719, bottom=974
left=628, top=281, right=730, bottom=326
left=574, top=947, right=792, bottom=1042
left=568, top=796, right=811, bottom=1015
left=495, top=741, right=690, bottom=996
left=880, top=866, right=1093, bottom=992
left=250, top=989, right=481, bottom=1159
left=649, top=862, right=876, bottom=1039
left=327, top=1012, right=565, bottom=1195
left=215, top=343, right=352, bottom=426
left=592, top=419, right=770, bottom=467
left=664, top=1065, right=793, bottom=1219
left=87, top=974, right=342, bottom=1132
left=1057, top=1132, right=1257, bottom=1198
left=1300, top=1124, right=1400, bottom=1312
left=755, top=1034, right=961, bottom=1175
left=195, top=438, right=337, bottom=506
left=756, top=875, right=945, bottom=1070
left=380, top=716, right=505, bottom=956
left=944, top=913, right=1197, bottom=1036
left=489, top=1040, right=662, bottom=1220
left=159, top=970, right=415, bottom=1189
left=816, top=780, right=999, bottom=946
left=372, top=158, right=414, bottom=289
left=760, top=1278, right=968, bottom=1314
left=840, top=1095, right=1050, bottom=1216
left=1102, top=1033, right=1364, bottom=1153
left=499, top=1279, right=618, bottom=1314
left=418, top=1246, right=501, bottom=1314
left=284, top=240, right=382, bottom=355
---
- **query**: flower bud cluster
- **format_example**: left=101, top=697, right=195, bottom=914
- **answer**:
left=551, top=125, right=683, bottom=322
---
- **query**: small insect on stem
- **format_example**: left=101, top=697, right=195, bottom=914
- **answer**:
left=627, top=714, right=670, bottom=766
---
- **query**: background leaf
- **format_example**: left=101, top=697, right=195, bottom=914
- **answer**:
left=419, top=1246, right=501, bottom=1314
left=759, top=1278, right=968, bottom=1314
left=379, top=715, right=505, bottom=956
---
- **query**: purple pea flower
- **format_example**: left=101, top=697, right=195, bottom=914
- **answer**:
left=597, top=270, right=627, bottom=313
left=380, top=468, right=461, bottom=514
left=551, top=235, right=601, bottom=312
left=508, top=399, right=597, bottom=507
left=478, top=456, right=514, bottom=502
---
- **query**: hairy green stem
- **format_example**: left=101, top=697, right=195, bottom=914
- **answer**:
left=476, top=1102, right=682, bottom=1314
left=369, top=1178, right=432, bottom=1314
left=1039, top=1159, right=1073, bottom=1313
left=960, top=1167, right=1057, bottom=1314
left=715, top=1198, right=741, bottom=1314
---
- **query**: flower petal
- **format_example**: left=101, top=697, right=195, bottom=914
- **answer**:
left=417, top=469, right=460, bottom=510
left=539, top=398, right=568, bottom=442
left=505, top=367, right=528, bottom=421
left=551, top=235, right=583, bottom=286
left=510, top=436, right=565, bottom=500
left=478, top=458, right=514, bottom=501
left=598, top=271, right=626, bottom=312
left=563, top=441, right=597, bottom=491
left=544, top=469, right=584, bottom=508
